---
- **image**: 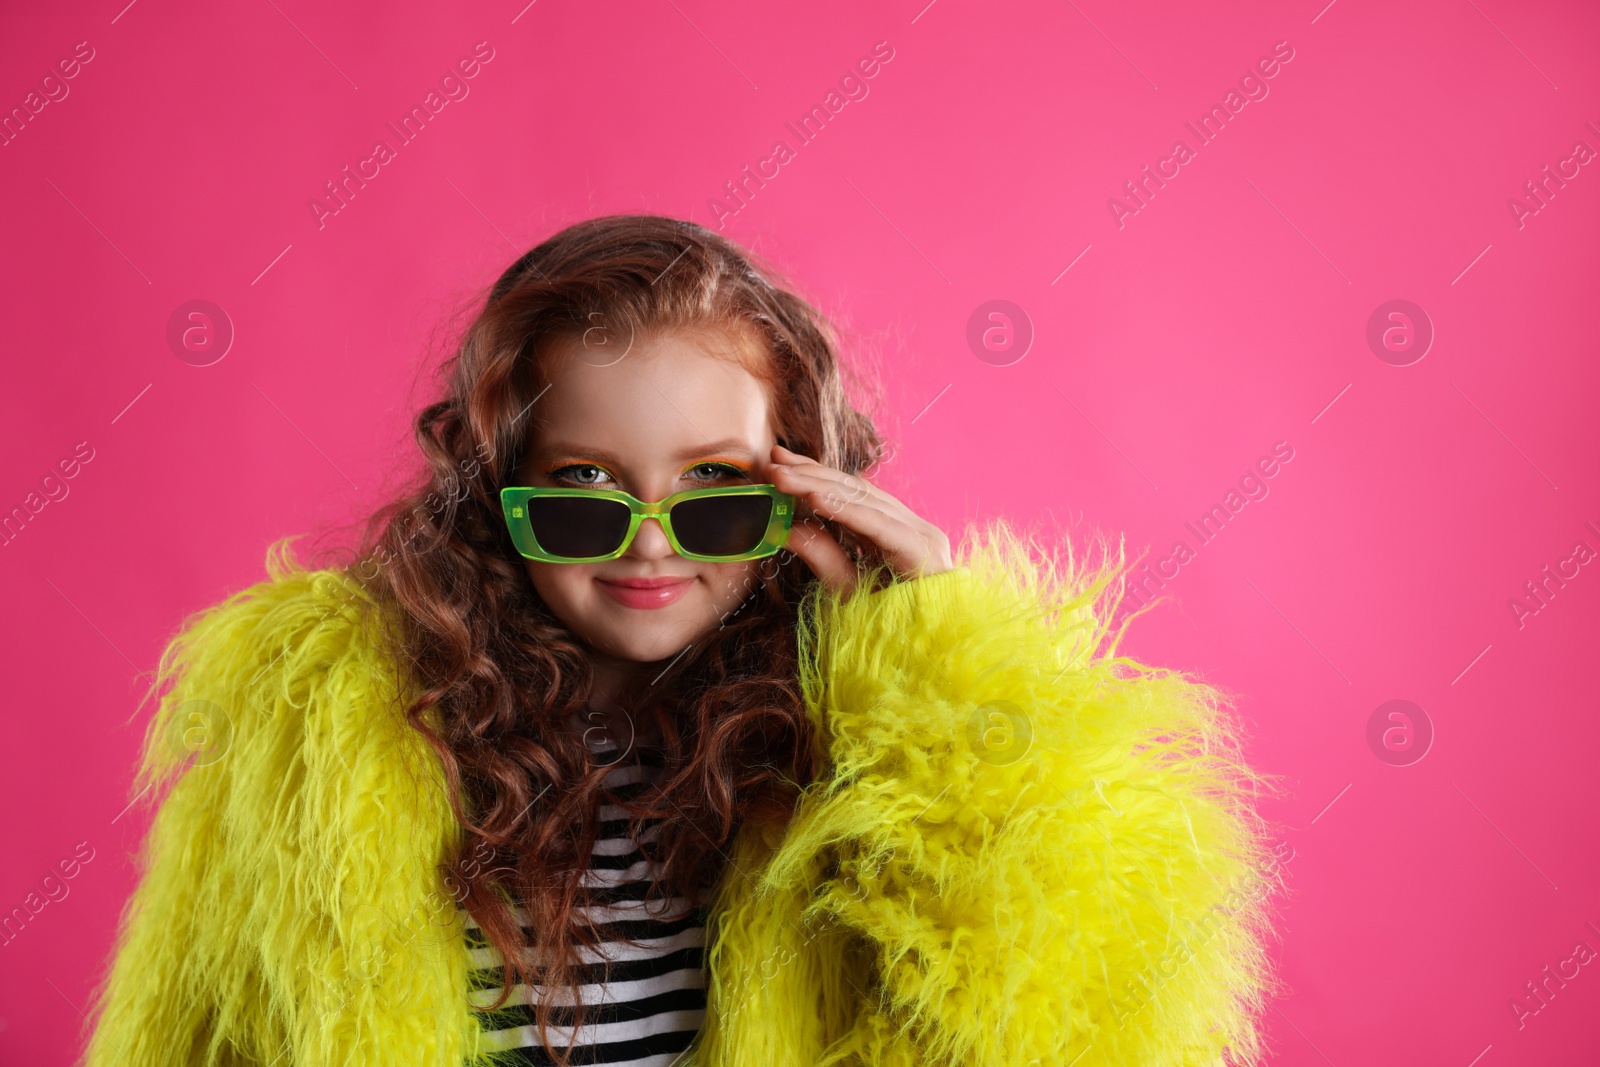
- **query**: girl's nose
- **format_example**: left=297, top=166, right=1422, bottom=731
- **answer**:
left=625, top=515, right=676, bottom=559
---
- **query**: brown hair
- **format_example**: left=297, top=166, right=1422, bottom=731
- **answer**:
left=346, top=215, right=884, bottom=1064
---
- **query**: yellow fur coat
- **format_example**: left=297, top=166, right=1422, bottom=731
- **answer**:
left=85, top=525, right=1278, bottom=1065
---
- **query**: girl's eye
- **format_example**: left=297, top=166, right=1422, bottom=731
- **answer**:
left=686, top=462, right=746, bottom=482
left=551, top=464, right=613, bottom=486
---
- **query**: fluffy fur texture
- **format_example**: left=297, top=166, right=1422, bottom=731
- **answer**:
left=86, top=524, right=1278, bottom=1066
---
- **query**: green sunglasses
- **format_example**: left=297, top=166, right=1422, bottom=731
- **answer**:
left=500, top=484, right=796, bottom=563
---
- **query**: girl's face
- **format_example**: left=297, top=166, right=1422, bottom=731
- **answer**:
left=518, top=326, right=778, bottom=667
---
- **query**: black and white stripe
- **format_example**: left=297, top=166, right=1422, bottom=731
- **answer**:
left=465, top=746, right=708, bottom=1066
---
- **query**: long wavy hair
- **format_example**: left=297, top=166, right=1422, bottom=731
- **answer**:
left=344, top=214, right=884, bottom=1064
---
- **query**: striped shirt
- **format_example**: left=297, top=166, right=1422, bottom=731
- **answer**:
left=464, top=744, right=709, bottom=1066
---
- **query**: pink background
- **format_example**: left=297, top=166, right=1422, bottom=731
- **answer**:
left=3, top=0, right=1598, bottom=1063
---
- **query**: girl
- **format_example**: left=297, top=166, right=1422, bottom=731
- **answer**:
left=86, top=215, right=1278, bottom=1067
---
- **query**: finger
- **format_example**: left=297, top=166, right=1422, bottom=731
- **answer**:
left=770, top=464, right=898, bottom=519
left=772, top=446, right=953, bottom=577
left=794, top=491, right=933, bottom=573
left=770, top=445, right=859, bottom=484
left=774, top=469, right=899, bottom=533
left=771, top=447, right=908, bottom=513
left=774, top=475, right=928, bottom=564
left=785, top=520, right=858, bottom=593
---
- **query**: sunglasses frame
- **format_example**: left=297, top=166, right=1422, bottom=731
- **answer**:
left=500, top=483, right=796, bottom=564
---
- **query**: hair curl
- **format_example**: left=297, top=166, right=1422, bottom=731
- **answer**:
left=342, top=214, right=884, bottom=1065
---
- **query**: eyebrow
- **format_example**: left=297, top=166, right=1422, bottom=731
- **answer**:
left=535, top=438, right=759, bottom=465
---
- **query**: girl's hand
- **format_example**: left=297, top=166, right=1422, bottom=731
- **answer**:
left=768, top=444, right=954, bottom=594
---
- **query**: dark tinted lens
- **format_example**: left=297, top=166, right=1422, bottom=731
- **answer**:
left=671, top=494, right=773, bottom=557
left=526, top=496, right=632, bottom=558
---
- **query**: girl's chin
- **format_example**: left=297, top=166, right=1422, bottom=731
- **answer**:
left=590, top=622, right=717, bottom=665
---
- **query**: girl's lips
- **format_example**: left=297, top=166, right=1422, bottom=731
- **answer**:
left=595, top=576, right=694, bottom=609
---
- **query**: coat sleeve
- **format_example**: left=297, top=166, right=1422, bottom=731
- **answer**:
left=83, top=550, right=482, bottom=1067
left=761, top=522, right=1280, bottom=1067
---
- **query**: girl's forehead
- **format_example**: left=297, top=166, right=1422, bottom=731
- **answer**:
left=525, top=329, right=776, bottom=462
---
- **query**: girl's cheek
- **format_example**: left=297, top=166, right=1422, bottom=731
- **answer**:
left=525, top=562, right=589, bottom=619
left=709, top=562, right=761, bottom=615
